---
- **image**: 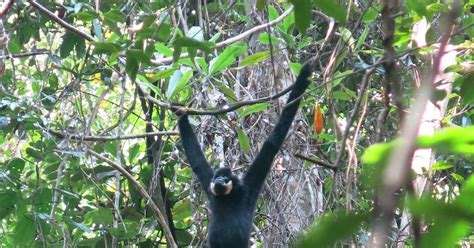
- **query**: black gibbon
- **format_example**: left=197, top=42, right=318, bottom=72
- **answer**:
left=177, top=63, right=312, bottom=248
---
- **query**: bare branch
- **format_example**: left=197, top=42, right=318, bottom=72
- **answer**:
left=294, top=153, right=336, bottom=171
left=27, top=0, right=94, bottom=41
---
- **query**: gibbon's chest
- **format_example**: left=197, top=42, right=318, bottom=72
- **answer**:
left=208, top=188, right=255, bottom=226
left=207, top=193, right=254, bottom=248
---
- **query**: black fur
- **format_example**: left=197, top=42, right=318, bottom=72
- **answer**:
left=177, top=64, right=312, bottom=248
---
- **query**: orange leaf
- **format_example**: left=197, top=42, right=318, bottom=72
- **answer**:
left=313, top=103, right=324, bottom=134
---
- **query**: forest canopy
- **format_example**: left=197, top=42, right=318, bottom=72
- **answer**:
left=0, top=0, right=473, bottom=247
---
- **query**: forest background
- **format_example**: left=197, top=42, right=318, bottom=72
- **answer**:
left=0, top=0, right=473, bottom=247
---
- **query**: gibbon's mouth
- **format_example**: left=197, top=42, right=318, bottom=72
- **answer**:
left=210, top=180, right=233, bottom=196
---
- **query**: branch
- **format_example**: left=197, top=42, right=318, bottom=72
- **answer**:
left=151, top=6, right=294, bottom=65
left=87, top=149, right=177, bottom=248
left=136, top=79, right=295, bottom=115
left=332, top=61, right=379, bottom=169
left=214, top=6, right=293, bottom=48
left=27, top=0, right=94, bottom=41
left=0, top=50, right=51, bottom=59
left=369, top=1, right=461, bottom=247
left=142, top=39, right=460, bottom=116
left=294, top=153, right=336, bottom=171
left=47, top=129, right=179, bottom=141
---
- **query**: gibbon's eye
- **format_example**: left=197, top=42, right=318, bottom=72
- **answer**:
left=210, top=176, right=233, bottom=196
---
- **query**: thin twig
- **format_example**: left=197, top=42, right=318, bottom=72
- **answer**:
left=47, top=129, right=179, bottom=141
left=294, top=153, right=336, bottom=171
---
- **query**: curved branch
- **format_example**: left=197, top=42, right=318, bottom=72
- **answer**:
left=27, top=0, right=94, bottom=41
left=87, top=149, right=177, bottom=248
left=136, top=79, right=295, bottom=115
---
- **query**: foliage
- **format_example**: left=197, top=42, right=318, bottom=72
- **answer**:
left=0, top=0, right=473, bottom=247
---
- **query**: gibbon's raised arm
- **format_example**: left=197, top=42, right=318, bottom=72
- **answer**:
left=243, top=64, right=312, bottom=192
left=178, top=115, right=214, bottom=193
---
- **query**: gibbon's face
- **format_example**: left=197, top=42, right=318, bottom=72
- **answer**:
left=210, top=168, right=233, bottom=196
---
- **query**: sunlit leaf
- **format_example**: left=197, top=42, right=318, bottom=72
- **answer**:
left=240, top=103, right=269, bottom=119
left=209, top=41, right=247, bottom=75
left=237, top=128, right=251, bottom=153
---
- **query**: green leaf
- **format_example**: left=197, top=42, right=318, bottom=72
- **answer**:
left=33, top=188, right=53, bottom=212
left=137, top=78, right=161, bottom=96
left=332, top=91, right=352, bottom=101
left=147, top=67, right=176, bottom=81
left=362, top=141, right=398, bottom=165
left=460, top=74, right=474, bottom=104
left=362, top=7, right=379, bottom=22
left=84, top=207, right=114, bottom=226
left=331, top=70, right=352, bottom=88
left=155, top=43, right=174, bottom=57
left=94, top=42, right=122, bottom=54
left=126, top=49, right=148, bottom=81
left=172, top=37, right=213, bottom=61
left=237, top=128, right=250, bottom=154
left=417, top=126, right=474, bottom=155
left=167, top=68, right=193, bottom=99
left=296, top=212, right=368, bottom=247
left=214, top=81, right=237, bottom=103
left=314, top=0, right=347, bottom=24
left=290, top=0, right=312, bottom=33
left=406, top=0, right=429, bottom=18
left=173, top=38, right=213, bottom=51
left=26, top=147, right=44, bottom=161
left=6, top=158, right=25, bottom=179
left=177, top=68, right=193, bottom=93
left=168, top=70, right=183, bottom=99
left=209, top=41, right=247, bottom=75
left=240, top=51, right=272, bottom=67
left=175, top=229, right=193, bottom=246
left=14, top=215, right=36, bottom=245
left=8, top=35, right=21, bottom=54
left=431, top=161, right=454, bottom=171
left=355, top=25, right=370, bottom=51
left=128, top=144, right=141, bottom=163
left=421, top=219, right=469, bottom=248
left=103, top=10, right=126, bottom=24
left=73, top=11, right=98, bottom=22
left=60, top=33, right=76, bottom=58
left=258, top=33, right=281, bottom=45
left=136, top=23, right=172, bottom=41
left=239, top=103, right=269, bottom=119
left=256, top=0, right=266, bottom=10
left=455, top=175, right=474, bottom=213
left=0, top=190, right=17, bottom=220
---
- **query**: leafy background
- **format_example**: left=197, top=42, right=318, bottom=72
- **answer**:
left=0, top=0, right=473, bottom=247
